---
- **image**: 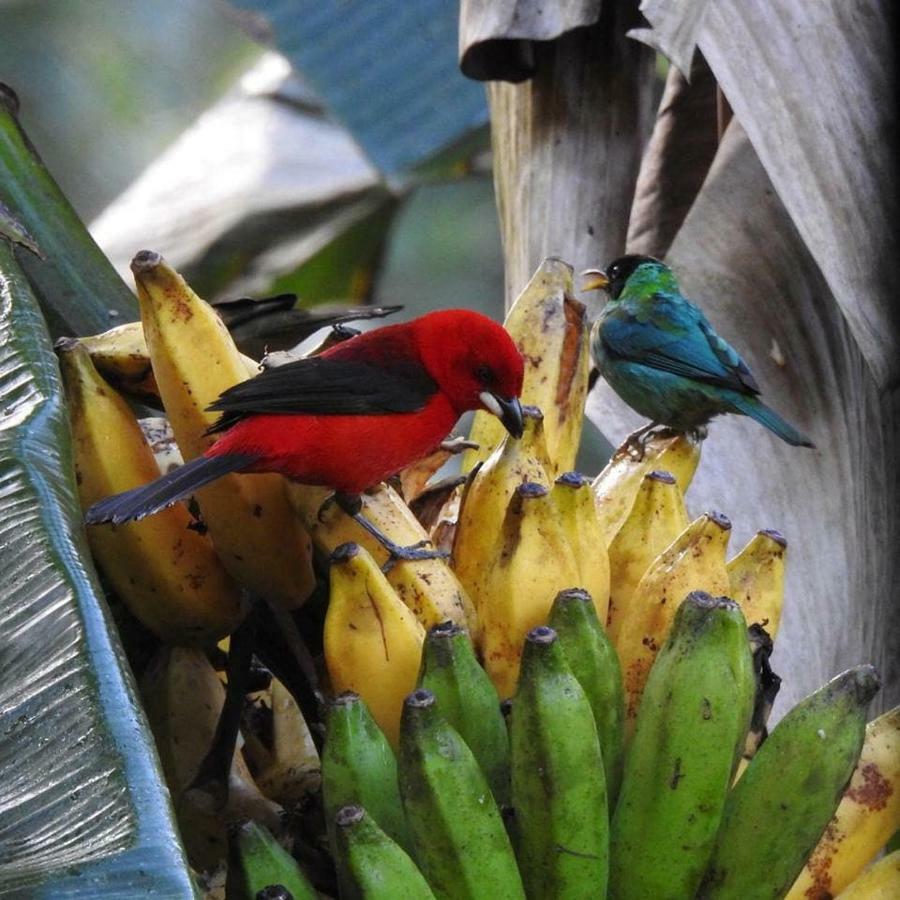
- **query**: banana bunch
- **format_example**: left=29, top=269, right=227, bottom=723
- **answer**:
left=63, top=252, right=897, bottom=898
left=305, top=592, right=886, bottom=900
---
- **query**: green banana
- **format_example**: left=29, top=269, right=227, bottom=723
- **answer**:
left=549, top=587, right=624, bottom=806
left=397, top=688, right=525, bottom=899
left=609, top=592, right=755, bottom=900
left=510, top=626, right=609, bottom=899
left=225, top=819, right=317, bottom=900
left=321, top=692, right=412, bottom=859
left=698, top=665, right=881, bottom=899
left=417, top=621, right=511, bottom=807
left=333, top=805, right=436, bottom=900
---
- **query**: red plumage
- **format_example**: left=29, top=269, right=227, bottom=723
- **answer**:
left=85, top=309, right=524, bottom=525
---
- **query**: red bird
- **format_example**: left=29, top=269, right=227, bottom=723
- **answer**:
left=85, top=309, right=525, bottom=560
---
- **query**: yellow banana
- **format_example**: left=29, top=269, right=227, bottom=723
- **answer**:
left=132, top=251, right=315, bottom=608
left=787, top=706, right=900, bottom=900
left=324, top=542, right=426, bottom=746
left=463, top=257, right=589, bottom=476
left=835, top=850, right=900, bottom=900
left=593, top=431, right=701, bottom=545
left=288, top=481, right=477, bottom=636
left=452, top=406, right=550, bottom=604
left=81, top=318, right=258, bottom=405
left=139, top=646, right=282, bottom=873
left=552, top=472, right=610, bottom=624
left=614, top=511, right=732, bottom=725
left=727, top=529, right=787, bottom=637
left=606, top=470, right=689, bottom=642
left=58, top=340, right=246, bottom=645
left=475, top=481, right=581, bottom=698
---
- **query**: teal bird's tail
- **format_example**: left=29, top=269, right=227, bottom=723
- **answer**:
left=731, top=395, right=815, bottom=448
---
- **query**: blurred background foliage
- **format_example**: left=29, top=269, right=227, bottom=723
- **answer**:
left=0, top=0, right=505, bottom=320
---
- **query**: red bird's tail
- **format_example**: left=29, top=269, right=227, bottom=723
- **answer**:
left=84, top=452, right=257, bottom=525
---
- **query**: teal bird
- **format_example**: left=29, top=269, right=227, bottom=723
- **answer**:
left=582, top=255, right=813, bottom=449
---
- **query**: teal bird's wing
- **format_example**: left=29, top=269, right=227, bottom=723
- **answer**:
left=598, top=293, right=759, bottom=395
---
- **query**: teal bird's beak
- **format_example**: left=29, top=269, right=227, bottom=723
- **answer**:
left=481, top=392, right=524, bottom=439
left=580, top=268, right=609, bottom=292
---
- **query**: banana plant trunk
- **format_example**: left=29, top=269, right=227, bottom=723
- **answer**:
left=466, top=0, right=899, bottom=715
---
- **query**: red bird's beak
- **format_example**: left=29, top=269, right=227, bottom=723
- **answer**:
left=481, top=392, right=524, bottom=439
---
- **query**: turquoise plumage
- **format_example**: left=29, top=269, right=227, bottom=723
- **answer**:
left=584, top=255, right=813, bottom=448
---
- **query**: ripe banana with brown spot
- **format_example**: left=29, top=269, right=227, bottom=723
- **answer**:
left=473, top=480, right=581, bottom=699
left=81, top=318, right=259, bottom=406
left=606, top=469, right=689, bottom=641
left=614, top=511, right=732, bottom=726
left=324, top=542, right=425, bottom=746
left=132, top=251, right=315, bottom=608
left=58, top=340, right=246, bottom=645
left=787, top=705, right=900, bottom=900
left=552, top=471, right=610, bottom=623
left=464, top=257, right=589, bottom=477
left=593, top=431, right=701, bottom=545
left=727, top=529, right=787, bottom=637
left=288, top=481, right=477, bottom=637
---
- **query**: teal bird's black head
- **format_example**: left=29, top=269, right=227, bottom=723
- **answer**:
left=581, top=254, right=665, bottom=299
left=603, top=255, right=663, bottom=299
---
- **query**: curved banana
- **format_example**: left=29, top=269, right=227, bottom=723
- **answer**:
left=549, top=588, right=624, bottom=806
left=463, top=257, right=589, bottom=477
left=288, top=481, right=477, bottom=637
left=787, top=705, right=900, bottom=900
left=593, top=431, right=700, bottom=546
left=451, top=406, right=551, bottom=642
left=59, top=340, right=246, bottom=645
left=398, top=689, right=525, bottom=899
left=727, top=529, right=787, bottom=638
left=333, top=805, right=437, bottom=900
left=474, top=481, right=581, bottom=699
left=324, top=542, right=425, bottom=746
left=699, top=666, right=881, bottom=899
left=417, top=621, right=510, bottom=807
left=132, top=251, right=315, bottom=608
left=511, top=626, right=608, bottom=898
left=227, top=819, right=317, bottom=900
left=322, top=691, right=412, bottom=859
left=552, top=472, right=610, bottom=624
left=81, top=318, right=259, bottom=405
left=614, top=511, right=732, bottom=725
left=610, top=593, right=754, bottom=900
left=606, top=469, right=689, bottom=641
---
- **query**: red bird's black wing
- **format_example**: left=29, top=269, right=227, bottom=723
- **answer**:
left=205, top=355, right=437, bottom=434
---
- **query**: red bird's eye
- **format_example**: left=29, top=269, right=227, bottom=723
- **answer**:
left=475, top=364, right=496, bottom=386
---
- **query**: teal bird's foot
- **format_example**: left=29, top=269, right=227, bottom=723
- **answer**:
left=623, top=421, right=662, bottom=460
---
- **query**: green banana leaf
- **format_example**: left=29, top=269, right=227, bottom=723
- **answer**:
left=0, top=233, right=193, bottom=897
left=0, top=86, right=137, bottom=338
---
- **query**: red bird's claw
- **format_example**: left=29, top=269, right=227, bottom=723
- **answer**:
left=383, top=540, right=450, bottom=565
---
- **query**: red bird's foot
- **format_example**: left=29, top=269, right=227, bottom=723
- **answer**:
left=383, top=538, right=450, bottom=564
